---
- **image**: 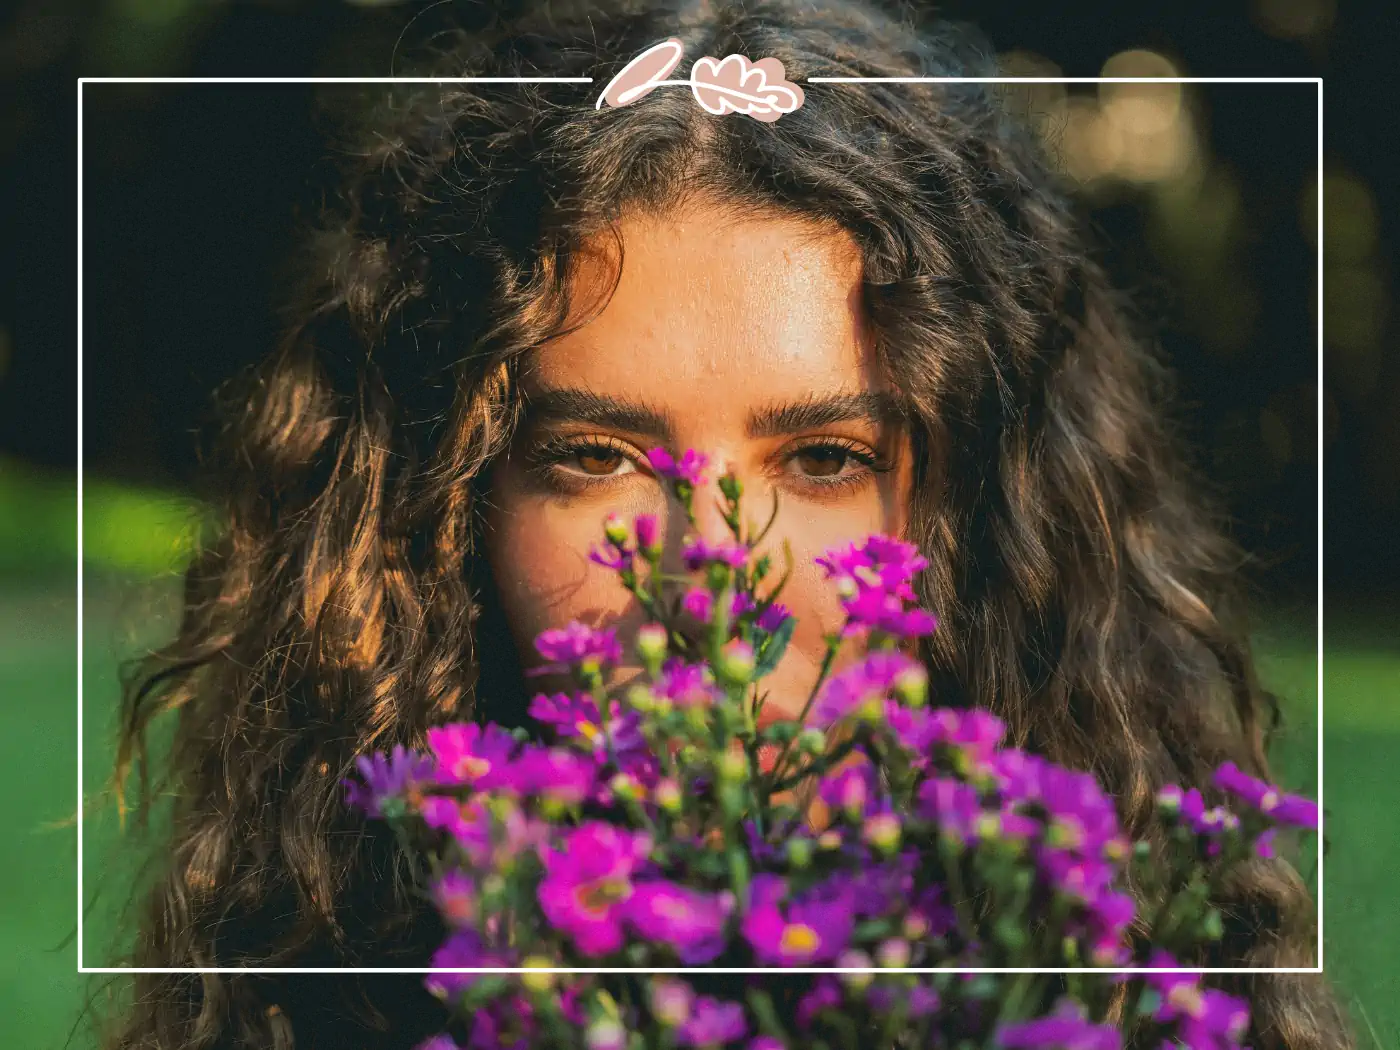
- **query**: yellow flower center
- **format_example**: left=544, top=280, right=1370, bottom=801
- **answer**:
left=454, top=755, right=491, bottom=781
left=575, top=877, right=631, bottom=916
left=780, top=923, right=820, bottom=957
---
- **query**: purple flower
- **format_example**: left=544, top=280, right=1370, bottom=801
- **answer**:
left=537, top=822, right=652, bottom=956
left=756, top=602, right=791, bottom=632
left=916, top=777, right=985, bottom=844
left=683, top=536, right=750, bottom=572
left=343, top=745, right=434, bottom=816
left=415, top=1037, right=461, bottom=1050
left=625, top=881, right=733, bottom=964
left=425, top=930, right=511, bottom=1000
left=795, top=978, right=842, bottom=1029
left=528, top=692, right=645, bottom=762
left=818, top=760, right=878, bottom=818
left=812, top=651, right=924, bottom=724
left=589, top=539, right=634, bottom=572
left=654, top=658, right=721, bottom=708
left=427, top=722, right=520, bottom=789
left=730, top=591, right=756, bottom=618
left=995, top=1000, right=1121, bottom=1050
left=1214, top=761, right=1318, bottom=829
left=675, top=996, right=748, bottom=1048
left=531, top=621, right=624, bottom=675
left=683, top=587, right=715, bottom=624
left=749, top=1038, right=784, bottom=1050
left=908, top=984, right=941, bottom=1018
left=742, top=874, right=855, bottom=965
left=1145, top=952, right=1251, bottom=1047
left=431, top=870, right=477, bottom=929
left=648, top=447, right=710, bottom=487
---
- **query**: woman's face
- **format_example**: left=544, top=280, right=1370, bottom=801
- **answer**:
left=481, top=200, right=915, bottom=720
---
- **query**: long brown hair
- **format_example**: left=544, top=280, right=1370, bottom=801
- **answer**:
left=99, top=2, right=1344, bottom=1047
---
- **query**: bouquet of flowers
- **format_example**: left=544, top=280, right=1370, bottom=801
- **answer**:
left=346, top=448, right=1318, bottom=1050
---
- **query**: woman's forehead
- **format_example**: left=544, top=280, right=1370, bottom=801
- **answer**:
left=527, top=204, right=883, bottom=411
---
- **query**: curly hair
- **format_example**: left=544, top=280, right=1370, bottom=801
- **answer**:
left=97, top=2, right=1344, bottom=1048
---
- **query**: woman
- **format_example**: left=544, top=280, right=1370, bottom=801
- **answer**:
left=102, top=1, right=1344, bottom=1047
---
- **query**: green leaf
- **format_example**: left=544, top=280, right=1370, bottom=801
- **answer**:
left=753, top=614, right=797, bottom=679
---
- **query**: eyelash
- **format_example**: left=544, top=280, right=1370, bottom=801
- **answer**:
left=526, top=434, right=890, bottom=497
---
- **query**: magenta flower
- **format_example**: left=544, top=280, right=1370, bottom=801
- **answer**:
left=816, top=535, right=928, bottom=597
left=420, top=795, right=493, bottom=863
left=531, top=621, right=624, bottom=675
left=537, top=822, right=652, bottom=956
left=836, top=588, right=938, bottom=638
left=741, top=874, right=855, bottom=965
left=818, top=759, right=878, bottom=818
left=430, top=870, right=477, bottom=929
left=510, top=745, right=599, bottom=806
left=343, top=745, right=434, bottom=816
left=625, top=880, right=733, bottom=964
left=683, top=587, right=715, bottom=624
left=683, top=536, right=750, bottom=572
left=812, top=650, right=925, bottom=724
left=654, top=658, right=721, bottom=708
left=634, top=513, right=661, bottom=554
left=748, top=1038, right=783, bottom=1050
left=674, top=996, right=747, bottom=1048
left=415, top=1036, right=461, bottom=1050
left=427, top=722, right=520, bottom=789
left=1214, top=761, right=1318, bottom=829
left=648, top=447, right=710, bottom=486
left=994, top=999, right=1121, bottom=1050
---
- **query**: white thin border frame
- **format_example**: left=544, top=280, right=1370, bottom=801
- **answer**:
left=76, top=75, right=1325, bottom=976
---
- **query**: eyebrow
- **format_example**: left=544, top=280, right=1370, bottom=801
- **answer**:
left=521, top=387, right=905, bottom=443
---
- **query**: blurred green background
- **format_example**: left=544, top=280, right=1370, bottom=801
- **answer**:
left=4, top=0, right=1399, bottom=1047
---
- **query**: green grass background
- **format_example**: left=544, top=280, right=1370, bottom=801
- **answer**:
left=2, top=459, right=1396, bottom=1048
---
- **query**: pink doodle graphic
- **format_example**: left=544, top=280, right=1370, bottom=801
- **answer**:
left=597, top=38, right=805, bottom=122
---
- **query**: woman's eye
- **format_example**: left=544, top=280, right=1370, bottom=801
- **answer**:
left=575, top=448, right=627, bottom=476
left=794, top=448, right=850, bottom=478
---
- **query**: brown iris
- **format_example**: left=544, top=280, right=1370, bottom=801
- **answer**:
left=795, top=448, right=846, bottom=477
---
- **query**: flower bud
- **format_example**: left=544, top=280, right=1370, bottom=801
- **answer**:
left=864, top=812, right=902, bottom=853
left=717, top=639, right=756, bottom=685
left=634, top=514, right=661, bottom=558
left=876, top=938, right=911, bottom=969
left=837, top=951, right=873, bottom=989
left=654, top=777, right=682, bottom=813
left=626, top=682, right=656, bottom=713
left=718, top=750, right=749, bottom=782
left=586, top=1018, right=627, bottom=1050
left=893, top=663, right=928, bottom=707
left=603, top=512, right=630, bottom=548
left=798, top=728, right=826, bottom=754
left=817, top=830, right=843, bottom=850
left=785, top=836, right=814, bottom=869
left=520, top=956, right=555, bottom=992
left=610, top=772, right=643, bottom=802
left=636, top=623, right=668, bottom=667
